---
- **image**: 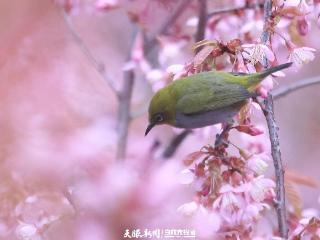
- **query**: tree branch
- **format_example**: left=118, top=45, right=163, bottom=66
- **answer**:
left=60, top=10, right=118, bottom=94
left=162, top=0, right=208, bottom=159
left=195, top=0, right=208, bottom=44
left=162, top=130, right=192, bottom=158
left=116, top=65, right=135, bottom=160
left=263, top=94, right=288, bottom=238
left=207, top=2, right=264, bottom=18
left=261, top=0, right=288, bottom=238
left=144, top=0, right=192, bottom=53
left=272, top=76, right=320, bottom=100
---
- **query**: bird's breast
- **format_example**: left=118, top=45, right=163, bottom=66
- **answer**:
left=174, top=101, right=246, bottom=129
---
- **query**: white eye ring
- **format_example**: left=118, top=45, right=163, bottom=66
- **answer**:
left=155, top=114, right=163, bottom=122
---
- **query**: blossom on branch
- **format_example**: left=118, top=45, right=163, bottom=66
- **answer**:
left=289, top=46, right=316, bottom=68
left=242, top=43, right=275, bottom=65
left=95, top=0, right=119, bottom=10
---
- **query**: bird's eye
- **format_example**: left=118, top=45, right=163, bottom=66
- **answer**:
left=155, top=114, right=164, bottom=122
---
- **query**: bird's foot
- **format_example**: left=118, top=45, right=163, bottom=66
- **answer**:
left=252, top=96, right=268, bottom=115
left=214, top=121, right=233, bottom=147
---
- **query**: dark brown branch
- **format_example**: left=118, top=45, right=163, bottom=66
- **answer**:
left=162, top=130, right=192, bottom=158
left=261, top=0, right=288, bottom=238
left=60, top=10, right=118, bottom=94
left=207, top=2, right=264, bottom=18
left=144, top=0, right=192, bottom=53
left=162, top=0, right=208, bottom=159
left=272, top=76, right=320, bottom=100
left=195, top=0, right=208, bottom=44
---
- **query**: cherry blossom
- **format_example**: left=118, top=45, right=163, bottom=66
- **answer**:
left=177, top=201, right=198, bottom=216
left=247, top=156, right=269, bottom=175
left=248, top=176, right=275, bottom=202
left=289, top=47, right=316, bottom=68
left=15, top=223, right=39, bottom=240
left=95, top=0, right=119, bottom=10
left=242, top=43, right=275, bottom=65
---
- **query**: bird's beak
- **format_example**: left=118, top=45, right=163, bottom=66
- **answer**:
left=145, top=123, right=155, bottom=136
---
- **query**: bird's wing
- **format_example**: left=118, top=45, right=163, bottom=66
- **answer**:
left=176, top=81, right=252, bottom=115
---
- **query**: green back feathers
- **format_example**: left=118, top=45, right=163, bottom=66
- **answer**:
left=171, top=73, right=251, bottom=114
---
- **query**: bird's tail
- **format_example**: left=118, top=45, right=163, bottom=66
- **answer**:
left=247, top=62, right=293, bottom=91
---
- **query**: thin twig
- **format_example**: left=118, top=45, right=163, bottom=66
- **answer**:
left=262, top=94, right=288, bottom=238
left=207, top=2, right=264, bottom=18
left=116, top=68, right=135, bottom=160
left=195, top=0, right=208, bottom=44
left=144, top=0, right=192, bottom=53
left=60, top=10, right=118, bottom=94
left=162, top=0, right=208, bottom=159
left=162, top=130, right=192, bottom=158
left=261, top=0, right=288, bottom=238
left=272, top=76, right=320, bottom=100
left=116, top=26, right=139, bottom=160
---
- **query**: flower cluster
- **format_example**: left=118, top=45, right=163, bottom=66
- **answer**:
left=178, top=144, right=276, bottom=238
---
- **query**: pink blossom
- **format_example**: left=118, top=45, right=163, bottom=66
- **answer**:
left=213, top=184, right=246, bottom=225
left=166, top=64, right=186, bottom=80
left=289, top=47, right=316, bottom=68
left=178, top=169, right=194, bottom=184
left=248, top=176, right=275, bottom=202
left=284, top=0, right=311, bottom=13
left=242, top=44, right=275, bottom=65
left=213, top=184, right=245, bottom=209
left=290, top=217, right=320, bottom=239
left=177, top=201, right=198, bottom=216
left=15, top=223, right=39, bottom=240
left=240, top=10, right=263, bottom=39
left=146, top=69, right=163, bottom=83
left=234, top=125, right=264, bottom=136
left=158, top=38, right=188, bottom=65
left=257, top=75, right=278, bottom=98
left=297, top=17, right=310, bottom=36
left=185, top=17, right=198, bottom=27
left=95, top=0, right=119, bottom=10
left=54, top=0, right=77, bottom=12
left=193, top=208, right=221, bottom=237
left=241, top=202, right=267, bottom=223
left=247, top=156, right=269, bottom=175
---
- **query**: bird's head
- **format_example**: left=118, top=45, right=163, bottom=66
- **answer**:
left=145, top=87, right=176, bottom=136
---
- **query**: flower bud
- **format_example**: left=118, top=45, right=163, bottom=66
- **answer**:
left=297, top=17, right=309, bottom=36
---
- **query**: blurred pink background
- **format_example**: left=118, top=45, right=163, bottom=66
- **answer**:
left=0, top=0, right=320, bottom=239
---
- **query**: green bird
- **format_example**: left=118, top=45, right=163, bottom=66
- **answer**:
left=145, top=62, right=292, bottom=136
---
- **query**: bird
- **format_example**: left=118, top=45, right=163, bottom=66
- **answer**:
left=145, top=62, right=292, bottom=136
